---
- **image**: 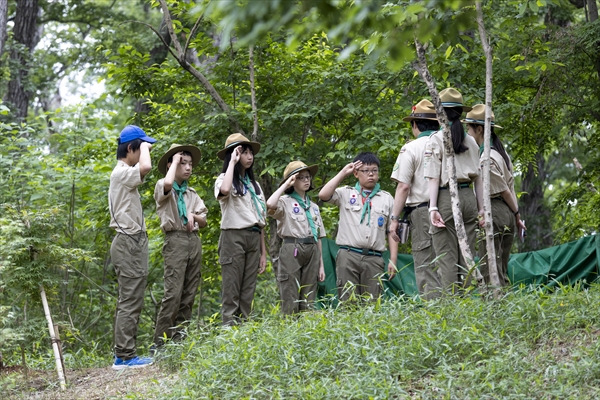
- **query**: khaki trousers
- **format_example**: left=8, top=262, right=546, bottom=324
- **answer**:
left=110, top=232, right=148, bottom=359
left=218, top=229, right=261, bottom=325
left=430, top=189, right=478, bottom=295
left=409, top=207, right=441, bottom=300
left=277, top=242, right=320, bottom=315
left=335, top=248, right=384, bottom=302
left=154, top=231, right=202, bottom=346
left=479, top=198, right=515, bottom=287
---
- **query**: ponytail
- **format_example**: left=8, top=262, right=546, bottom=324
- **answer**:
left=491, top=130, right=511, bottom=172
left=445, top=107, right=468, bottom=154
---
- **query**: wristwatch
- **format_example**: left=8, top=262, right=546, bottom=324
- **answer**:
left=390, top=215, right=399, bottom=221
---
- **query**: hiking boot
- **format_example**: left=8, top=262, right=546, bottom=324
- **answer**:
left=112, top=356, right=154, bottom=371
left=149, top=344, right=164, bottom=357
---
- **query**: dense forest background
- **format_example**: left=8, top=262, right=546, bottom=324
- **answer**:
left=1, top=0, right=599, bottom=367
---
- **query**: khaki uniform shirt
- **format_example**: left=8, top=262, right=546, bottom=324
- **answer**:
left=485, top=149, right=514, bottom=197
left=391, top=136, right=430, bottom=206
left=269, top=195, right=327, bottom=239
left=214, top=173, right=267, bottom=229
left=327, top=186, right=394, bottom=252
left=424, top=130, right=480, bottom=185
left=155, top=179, right=208, bottom=233
left=108, top=160, right=145, bottom=234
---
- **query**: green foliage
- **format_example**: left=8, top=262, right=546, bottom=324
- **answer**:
left=151, top=284, right=600, bottom=398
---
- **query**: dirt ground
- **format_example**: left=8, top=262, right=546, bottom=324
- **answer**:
left=1, top=365, right=177, bottom=399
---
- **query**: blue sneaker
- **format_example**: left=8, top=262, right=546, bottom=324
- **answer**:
left=112, top=356, right=154, bottom=370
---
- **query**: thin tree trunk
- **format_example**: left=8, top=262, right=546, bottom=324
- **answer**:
left=4, top=0, right=41, bottom=120
left=413, top=39, right=484, bottom=287
left=520, top=153, right=553, bottom=252
left=477, top=2, right=501, bottom=295
left=40, top=285, right=66, bottom=390
left=588, top=0, right=598, bottom=21
left=0, top=0, right=8, bottom=57
left=249, top=45, right=259, bottom=141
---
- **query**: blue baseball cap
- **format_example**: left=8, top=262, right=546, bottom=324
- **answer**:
left=118, top=125, right=157, bottom=144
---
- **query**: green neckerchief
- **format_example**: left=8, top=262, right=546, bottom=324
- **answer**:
left=354, top=182, right=381, bottom=226
left=417, top=130, right=435, bottom=139
left=479, top=140, right=495, bottom=156
left=289, top=190, right=318, bottom=242
left=241, top=174, right=266, bottom=222
left=173, top=180, right=188, bottom=225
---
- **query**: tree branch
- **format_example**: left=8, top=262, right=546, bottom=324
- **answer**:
left=249, top=45, right=259, bottom=140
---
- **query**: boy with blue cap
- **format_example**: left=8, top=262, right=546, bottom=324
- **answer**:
left=108, top=125, right=156, bottom=370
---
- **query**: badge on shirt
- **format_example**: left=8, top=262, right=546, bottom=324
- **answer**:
left=293, top=204, right=300, bottom=213
left=378, top=216, right=385, bottom=227
left=313, top=207, right=319, bottom=215
left=349, top=194, right=357, bottom=205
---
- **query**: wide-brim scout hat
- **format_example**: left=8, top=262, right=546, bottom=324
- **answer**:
left=462, top=104, right=503, bottom=129
left=428, top=88, right=472, bottom=112
left=403, top=99, right=438, bottom=122
left=280, top=161, right=318, bottom=189
left=158, top=143, right=202, bottom=175
left=217, top=133, right=261, bottom=160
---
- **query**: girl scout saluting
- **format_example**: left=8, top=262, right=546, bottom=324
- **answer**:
left=464, top=104, right=526, bottom=287
left=424, top=88, right=484, bottom=295
left=215, top=134, right=267, bottom=326
left=266, top=161, right=326, bottom=315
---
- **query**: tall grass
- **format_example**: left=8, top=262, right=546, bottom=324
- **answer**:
left=151, top=283, right=600, bottom=399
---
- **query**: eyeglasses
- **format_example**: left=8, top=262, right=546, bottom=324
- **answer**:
left=358, top=169, right=379, bottom=175
left=296, top=175, right=312, bottom=181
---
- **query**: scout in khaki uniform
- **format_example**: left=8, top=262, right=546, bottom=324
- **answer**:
left=390, top=99, right=442, bottom=300
left=319, top=152, right=398, bottom=302
left=266, top=161, right=326, bottom=315
left=108, top=125, right=156, bottom=370
left=464, top=105, right=526, bottom=287
left=215, top=134, right=267, bottom=325
left=153, top=144, right=207, bottom=350
left=424, top=88, right=484, bottom=295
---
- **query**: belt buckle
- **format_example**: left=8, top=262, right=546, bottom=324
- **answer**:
left=361, top=248, right=369, bottom=256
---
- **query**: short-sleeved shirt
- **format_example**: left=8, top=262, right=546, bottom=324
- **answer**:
left=108, top=160, right=145, bottom=234
left=424, top=130, right=480, bottom=185
left=485, top=149, right=514, bottom=197
left=391, top=136, right=430, bottom=206
left=326, top=186, right=394, bottom=252
left=154, top=178, right=208, bottom=233
left=269, top=195, right=326, bottom=239
left=214, top=173, right=267, bottom=229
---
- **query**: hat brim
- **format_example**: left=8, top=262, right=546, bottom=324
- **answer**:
left=280, top=164, right=319, bottom=188
left=461, top=119, right=503, bottom=130
left=402, top=115, right=439, bottom=122
left=217, top=141, right=261, bottom=160
left=428, top=104, right=473, bottom=113
left=158, top=145, right=202, bottom=175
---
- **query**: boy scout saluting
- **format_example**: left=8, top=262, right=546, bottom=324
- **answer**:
left=266, top=161, right=326, bottom=315
left=108, top=125, right=156, bottom=370
left=390, top=99, right=442, bottom=300
left=153, top=144, right=207, bottom=351
left=319, top=152, right=398, bottom=302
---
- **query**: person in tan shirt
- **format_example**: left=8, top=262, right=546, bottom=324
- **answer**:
left=423, top=88, right=484, bottom=295
left=464, top=105, right=526, bottom=287
left=153, top=144, right=207, bottom=351
left=214, top=133, right=267, bottom=325
left=390, top=99, right=441, bottom=300
left=108, top=125, right=156, bottom=370
left=267, top=161, right=326, bottom=315
left=319, top=152, right=398, bottom=302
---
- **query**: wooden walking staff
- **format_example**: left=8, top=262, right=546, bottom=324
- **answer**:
left=413, top=39, right=485, bottom=290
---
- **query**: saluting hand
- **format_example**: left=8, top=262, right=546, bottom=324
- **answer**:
left=342, top=161, right=362, bottom=177
left=172, top=151, right=183, bottom=165
left=230, top=145, right=242, bottom=164
left=285, top=174, right=296, bottom=188
left=140, top=141, right=153, bottom=152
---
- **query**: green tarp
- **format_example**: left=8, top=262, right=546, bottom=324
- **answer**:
left=317, top=235, right=600, bottom=302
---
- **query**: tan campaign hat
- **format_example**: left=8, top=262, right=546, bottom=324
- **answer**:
left=462, top=104, right=503, bottom=129
left=217, top=133, right=261, bottom=160
left=280, top=160, right=318, bottom=190
left=403, top=99, right=438, bottom=122
left=158, top=143, right=201, bottom=175
left=429, top=88, right=472, bottom=112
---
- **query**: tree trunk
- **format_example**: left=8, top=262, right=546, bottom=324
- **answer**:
left=477, top=2, right=501, bottom=294
left=588, top=0, right=598, bottom=21
left=4, top=0, right=41, bottom=120
left=40, top=285, right=66, bottom=390
left=414, top=39, right=484, bottom=287
left=249, top=45, right=258, bottom=140
left=0, top=0, right=8, bottom=57
left=519, top=153, right=553, bottom=252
